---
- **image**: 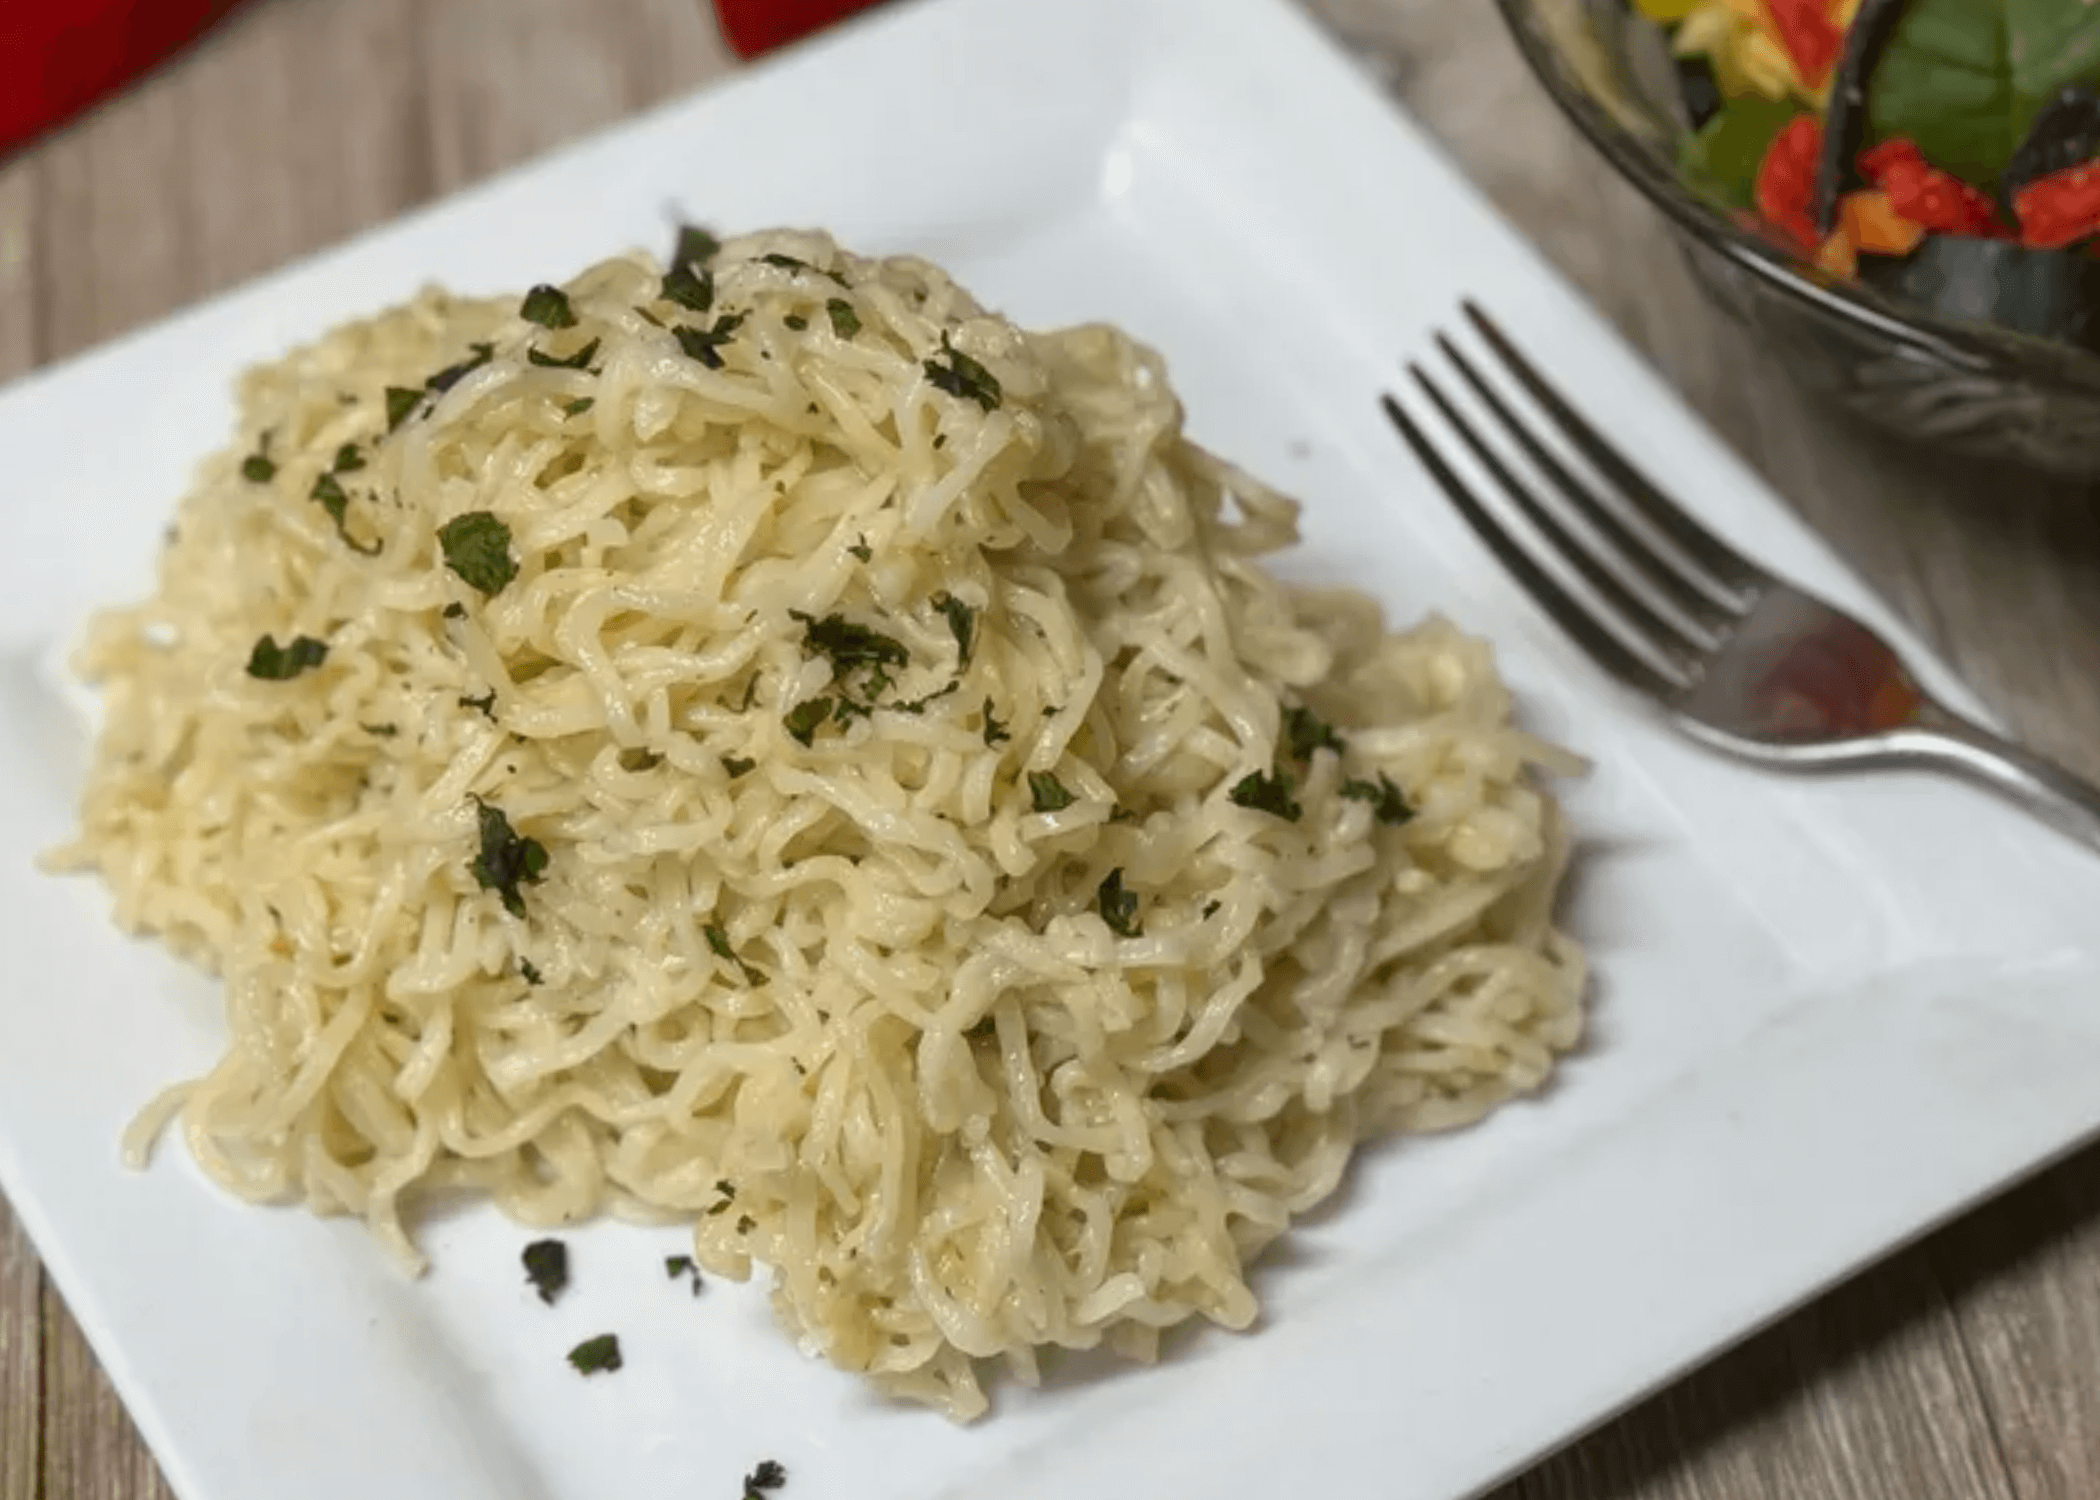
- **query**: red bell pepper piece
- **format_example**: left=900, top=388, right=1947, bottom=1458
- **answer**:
left=1756, top=115, right=1823, bottom=254
left=712, top=0, right=890, bottom=58
left=2014, top=164, right=2100, bottom=250
left=1763, top=0, right=1843, bottom=89
left=1858, top=139, right=2007, bottom=237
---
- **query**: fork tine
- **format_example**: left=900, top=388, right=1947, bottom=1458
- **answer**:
left=1435, top=333, right=1740, bottom=639
left=1415, top=346, right=1711, bottom=670
left=1462, top=302, right=1764, bottom=600
left=1382, top=385, right=1688, bottom=701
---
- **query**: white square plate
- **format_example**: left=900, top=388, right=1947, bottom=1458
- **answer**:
left=6, top=1, right=2100, bottom=1497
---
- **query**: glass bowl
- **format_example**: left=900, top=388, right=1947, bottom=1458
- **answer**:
left=1491, top=0, right=2100, bottom=478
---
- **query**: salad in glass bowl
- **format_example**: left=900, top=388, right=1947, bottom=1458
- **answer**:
left=1659, top=0, right=2100, bottom=342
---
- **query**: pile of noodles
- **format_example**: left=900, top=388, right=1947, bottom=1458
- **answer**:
left=52, top=229, right=1586, bottom=1418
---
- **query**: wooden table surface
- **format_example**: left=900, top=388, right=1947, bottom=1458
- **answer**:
left=5, top=1, right=2100, bottom=1496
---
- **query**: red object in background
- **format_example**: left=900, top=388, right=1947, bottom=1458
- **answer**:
left=2014, top=165, right=2100, bottom=251
left=1754, top=115, right=1822, bottom=254
left=0, top=0, right=248, bottom=158
left=1857, top=138, right=2007, bottom=239
left=712, top=0, right=888, bottom=58
left=1762, top=0, right=1841, bottom=90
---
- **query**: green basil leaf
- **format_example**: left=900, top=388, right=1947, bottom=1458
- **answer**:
left=1677, top=95, right=1806, bottom=213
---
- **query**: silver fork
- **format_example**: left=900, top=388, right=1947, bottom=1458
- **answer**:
left=1384, top=302, right=2100, bottom=856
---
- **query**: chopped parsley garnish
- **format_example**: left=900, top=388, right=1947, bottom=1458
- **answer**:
left=469, top=801, right=548, bottom=919
left=566, top=1334, right=622, bottom=1376
left=660, top=263, right=714, bottom=318
left=761, top=252, right=846, bottom=286
left=240, top=452, right=276, bottom=483
left=744, top=1460, right=788, bottom=1497
left=311, top=471, right=350, bottom=525
left=826, top=297, right=860, bottom=338
left=384, top=386, right=422, bottom=430
left=438, top=511, right=517, bottom=596
left=1341, top=773, right=1414, bottom=826
left=924, top=334, right=1001, bottom=411
left=783, top=698, right=832, bottom=747
left=674, top=313, right=745, bottom=369
left=443, top=601, right=467, bottom=620
left=1097, top=868, right=1142, bottom=938
left=634, top=305, right=667, bottom=329
left=1028, top=771, right=1075, bottom=813
left=783, top=313, right=808, bottom=331
left=892, top=680, right=959, bottom=714
left=705, top=1179, right=736, bottom=1216
left=704, top=923, right=766, bottom=986
left=459, top=690, right=497, bottom=719
left=245, top=634, right=327, bottom=681
left=361, top=722, right=398, bottom=737
left=665, top=1255, right=703, bottom=1296
left=794, top=611, right=908, bottom=674
left=1202, top=900, right=1222, bottom=919
left=519, top=284, right=577, bottom=329
left=332, top=443, right=365, bottom=474
left=426, top=341, right=495, bottom=395
left=671, top=223, right=721, bottom=269
left=736, top=1214, right=756, bottom=1235
left=847, top=535, right=872, bottom=563
left=527, top=336, right=599, bottom=370
left=520, top=959, right=543, bottom=986
left=721, top=755, right=756, bottom=778
left=521, top=1238, right=568, bottom=1304
left=982, top=699, right=1012, bottom=747
left=1229, top=769, right=1302, bottom=822
left=1284, top=705, right=1345, bottom=761
left=562, top=397, right=595, bottom=416
left=933, top=593, right=976, bottom=669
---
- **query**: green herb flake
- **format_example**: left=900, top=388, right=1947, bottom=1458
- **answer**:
left=1284, top=705, right=1345, bottom=761
left=562, top=396, right=595, bottom=416
left=671, top=224, right=722, bottom=269
left=443, top=601, right=467, bottom=620
left=426, top=342, right=494, bottom=395
left=438, top=511, right=518, bottom=597
left=459, top=690, right=497, bottom=720
left=761, top=252, right=847, bottom=287
left=528, top=336, right=600, bottom=371
left=520, top=958, right=544, bottom=985
left=240, top=453, right=276, bottom=483
left=1341, top=772, right=1415, bottom=826
left=332, top=443, right=365, bottom=474
left=847, top=535, right=872, bottom=563
left=783, top=313, right=809, bottom=331
left=245, top=634, right=328, bottom=681
left=661, top=260, right=715, bottom=314
left=665, top=1255, right=703, bottom=1296
left=566, top=1333, right=622, bottom=1376
left=469, top=802, right=549, bottom=919
left=1028, top=771, right=1076, bottom=813
left=933, top=592, right=976, bottom=669
left=674, top=313, right=746, bottom=369
left=521, top=1238, right=568, bottom=1305
left=705, top=1179, right=737, bottom=1216
left=1097, top=868, right=1142, bottom=938
left=924, top=334, right=1002, bottom=411
left=1202, top=900, right=1222, bottom=919
left=721, top=755, right=756, bottom=778
left=311, top=471, right=350, bottom=525
left=982, top=698, right=1012, bottom=747
left=794, top=612, right=909, bottom=675
left=736, top=1213, right=756, bottom=1235
left=784, top=697, right=833, bottom=747
left=704, top=923, right=766, bottom=985
left=385, top=386, right=424, bottom=431
left=361, top=722, right=398, bottom=738
left=519, top=284, right=577, bottom=329
left=744, top=1460, right=789, bottom=1497
left=1229, top=769, right=1302, bottom=822
left=826, top=297, right=861, bottom=339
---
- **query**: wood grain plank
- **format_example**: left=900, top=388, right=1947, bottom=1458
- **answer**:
left=1493, top=1248, right=2019, bottom=1500
left=1930, top=1148, right=2100, bottom=1500
left=418, top=0, right=733, bottom=191
left=1, top=1202, right=40, bottom=1500
left=39, top=1283, right=173, bottom=1500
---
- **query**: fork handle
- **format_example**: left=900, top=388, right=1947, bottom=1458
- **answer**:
left=1901, top=706, right=2100, bottom=857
